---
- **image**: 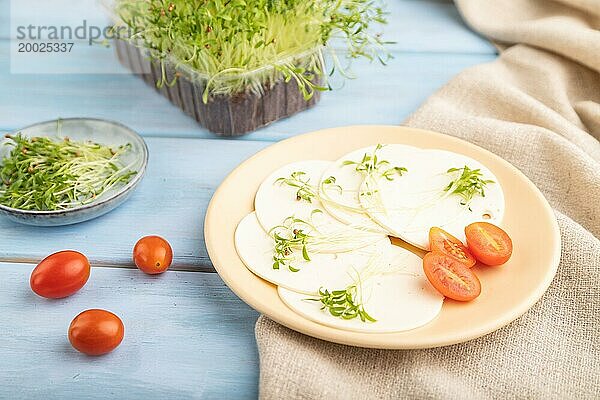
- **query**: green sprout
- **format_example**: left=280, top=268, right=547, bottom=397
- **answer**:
left=269, top=215, right=319, bottom=272
left=343, top=144, right=407, bottom=180
left=309, top=285, right=376, bottom=322
left=304, top=252, right=420, bottom=323
left=275, top=171, right=317, bottom=203
left=114, top=0, right=391, bottom=102
left=267, top=208, right=377, bottom=271
left=0, top=134, right=136, bottom=211
left=444, top=165, right=495, bottom=207
left=275, top=171, right=341, bottom=203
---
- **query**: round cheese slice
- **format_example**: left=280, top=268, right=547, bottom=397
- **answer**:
left=319, top=144, right=419, bottom=233
left=235, top=212, right=391, bottom=294
left=278, top=244, right=444, bottom=333
left=254, top=159, right=386, bottom=250
left=254, top=160, right=338, bottom=232
left=360, top=149, right=505, bottom=249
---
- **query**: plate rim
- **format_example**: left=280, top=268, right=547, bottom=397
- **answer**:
left=205, top=125, right=561, bottom=349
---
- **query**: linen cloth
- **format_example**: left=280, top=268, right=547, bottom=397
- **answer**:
left=255, top=0, right=600, bottom=398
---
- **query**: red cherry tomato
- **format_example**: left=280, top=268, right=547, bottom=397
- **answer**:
left=422, top=252, right=481, bottom=302
left=68, top=309, right=124, bottom=356
left=429, top=227, right=476, bottom=268
left=465, top=222, right=513, bottom=266
left=30, top=250, right=90, bottom=299
left=133, top=235, right=173, bottom=274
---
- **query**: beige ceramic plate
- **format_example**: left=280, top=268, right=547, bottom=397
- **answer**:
left=205, top=126, right=561, bottom=349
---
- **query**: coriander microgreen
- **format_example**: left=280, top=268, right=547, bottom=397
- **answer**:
left=381, top=166, right=408, bottom=181
left=343, top=144, right=407, bottom=180
left=275, top=171, right=317, bottom=203
left=321, top=175, right=343, bottom=195
left=305, top=253, right=420, bottom=323
left=276, top=171, right=341, bottom=203
left=444, top=165, right=495, bottom=207
left=308, top=285, right=376, bottom=322
left=268, top=208, right=379, bottom=271
left=269, top=216, right=319, bottom=272
left=115, top=0, right=390, bottom=101
left=0, top=134, right=137, bottom=211
left=348, top=145, right=405, bottom=214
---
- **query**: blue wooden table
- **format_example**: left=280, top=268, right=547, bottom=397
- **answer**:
left=0, top=1, right=496, bottom=398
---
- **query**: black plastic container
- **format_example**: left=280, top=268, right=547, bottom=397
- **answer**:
left=114, top=40, right=322, bottom=136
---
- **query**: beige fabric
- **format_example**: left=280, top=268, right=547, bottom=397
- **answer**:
left=255, top=1, right=600, bottom=398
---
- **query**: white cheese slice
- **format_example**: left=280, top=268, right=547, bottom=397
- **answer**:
left=319, top=144, right=418, bottom=233
left=254, top=160, right=337, bottom=232
left=278, top=243, right=444, bottom=333
left=360, top=149, right=505, bottom=249
left=235, top=212, right=391, bottom=294
left=254, top=160, right=386, bottom=250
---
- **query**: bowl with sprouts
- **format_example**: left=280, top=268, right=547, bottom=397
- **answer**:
left=109, top=0, right=390, bottom=136
left=0, top=118, right=148, bottom=226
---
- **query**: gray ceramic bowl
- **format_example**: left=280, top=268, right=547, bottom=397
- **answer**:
left=0, top=118, right=148, bottom=226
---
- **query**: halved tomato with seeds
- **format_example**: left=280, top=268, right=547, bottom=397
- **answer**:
left=429, top=227, right=476, bottom=268
left=422, top=252, right=481, bottom=301
left=465, top=222, right=513, bottom=266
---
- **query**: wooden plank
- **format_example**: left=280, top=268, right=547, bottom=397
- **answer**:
left=0, top=40, right=496, bottom=140
left=0, top=137, right=269, bottom=269
left=0, top=263, right=259, bottom=399
left=3, top=0, right=495, bottom=54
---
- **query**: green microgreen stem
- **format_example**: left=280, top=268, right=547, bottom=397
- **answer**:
left=275, top=170, right=371, bottom=216
left=268, top=211, right=380, bottom=272
left=342, top=144, right=407, bottom=180
left=312, top=284, right=376, bottom=322
left=306, top=253, right=418, bottom=322
left=344, top=144, right=406, bottom=218
left=275, top=171, right=334, bottom=203
left=0, top=134, right=137, bottom=211
left=115, top=0, right=391, bottom=101
left=361, top=164, right=496, bottom=218
left=443, top=165, right=494, bottom=207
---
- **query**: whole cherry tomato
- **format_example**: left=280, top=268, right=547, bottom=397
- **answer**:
left=30, top=250, right=90, bottom=299
left=133, top=235, right=173, bottom=274
left=68, top=309, right=124, bottom=356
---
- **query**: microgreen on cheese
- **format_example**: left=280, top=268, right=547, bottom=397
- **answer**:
left=275, top=171, right=316, bottom=203
left=444, top=165, right=495, bottom=207
left=306, top=253, right=419, bottom=323
left=343, top=144, right=407, bottom=180
left=268, top=209, right=380, bottom=272
left=310, top=285, right=376, bottom=322
left=269, top=215, right=318, bottom=272
left=349, top=144, right=406, bottom=215
left=276, top=171, right=341, bottom=203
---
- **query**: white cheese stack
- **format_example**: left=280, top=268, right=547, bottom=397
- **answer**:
left=234, top=145, right=504, bottom=333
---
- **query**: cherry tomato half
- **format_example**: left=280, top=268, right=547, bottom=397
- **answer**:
left=30, top=250, right=90, bottom=299
left=429, top=227, right=476, bottom=268
left=68, top=309, right=124, bottom=356
left=465, top=222, right=513, bottom=266
left=133, top=235, right=173, bottom=274
left=422, top=252, right=481, bottom=302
